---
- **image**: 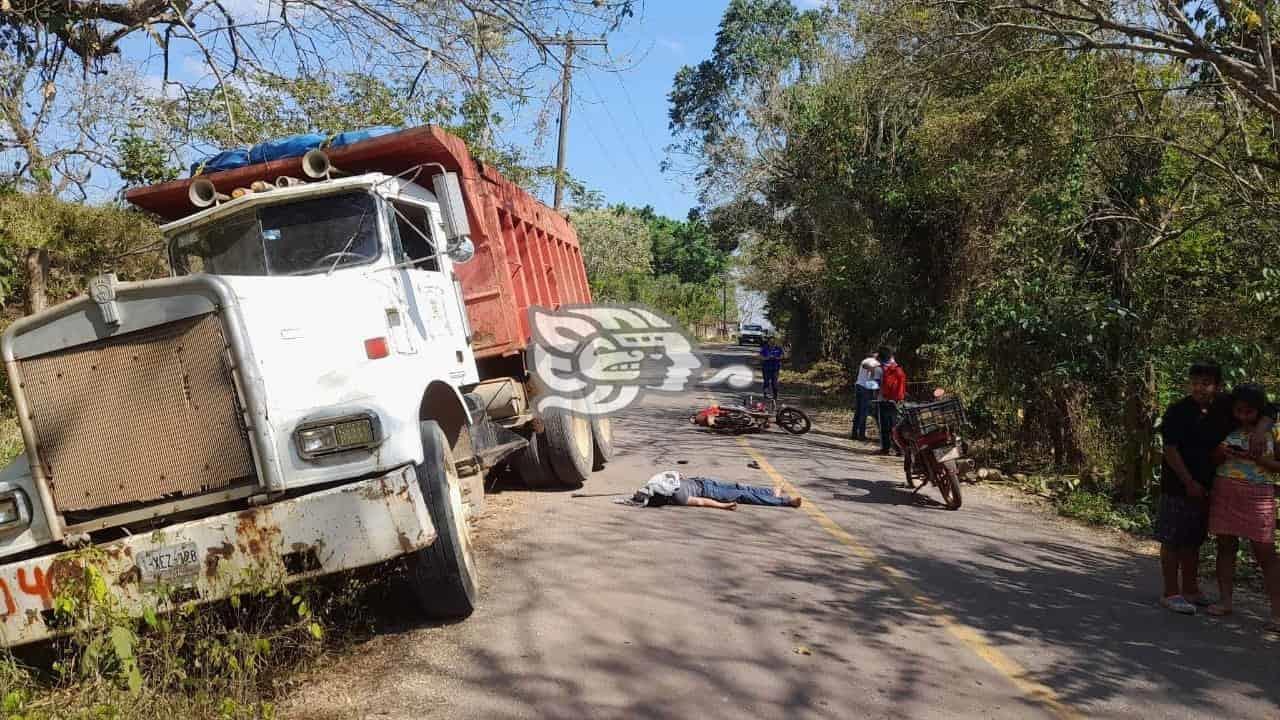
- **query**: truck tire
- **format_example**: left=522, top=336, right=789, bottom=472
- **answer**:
left=541, top=405, right=593, bottom=488
left=407, top=420, right=478, bottom=619
left=590, top=414, right=614, bottom=471
left=516, top=430, right=558, bottom=489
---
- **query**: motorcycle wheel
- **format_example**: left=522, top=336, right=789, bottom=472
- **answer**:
left=776, top=407, right=811, bottom=435
left=938, top=464, right=963, bottom=510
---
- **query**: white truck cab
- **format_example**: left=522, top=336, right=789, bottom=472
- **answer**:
left=0, top=166, right=500, bottom=646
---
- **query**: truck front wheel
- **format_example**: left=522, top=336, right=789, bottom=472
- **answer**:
left=541, top=405, right=593, bottom=488
left=407, top=420, right=478, bottom=619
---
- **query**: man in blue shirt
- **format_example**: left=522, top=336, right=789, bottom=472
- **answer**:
left=760, top=337, right=783, bottom=399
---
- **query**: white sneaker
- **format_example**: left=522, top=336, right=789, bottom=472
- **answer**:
left=1160, top=595, right=1197, bottom=615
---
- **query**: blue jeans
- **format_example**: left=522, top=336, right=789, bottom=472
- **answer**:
left=762, top=371, right=779, bottom=398
left=853, top=386, right=875, bottom=439
left=695, top=477, right=791, bottom=506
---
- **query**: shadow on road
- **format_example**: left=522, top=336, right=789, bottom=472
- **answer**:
left=832, top=477, right=949, bottom=510
left=293, top=349, right=1280, bottom=720
left=733, top=413, right=1280, bottom=717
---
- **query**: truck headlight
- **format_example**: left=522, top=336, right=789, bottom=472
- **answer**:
left=294, top=413, right=381, bottom=459
left=0, top=489, right=31, bottom=531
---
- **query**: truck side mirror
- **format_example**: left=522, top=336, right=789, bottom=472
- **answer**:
left=432, top=172, right=474, bottom=264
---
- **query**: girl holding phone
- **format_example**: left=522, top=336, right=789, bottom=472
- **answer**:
left=1206, top=385, right=1280, bottom=632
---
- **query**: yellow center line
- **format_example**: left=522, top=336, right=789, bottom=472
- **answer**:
left=737, top=437, right=1080, bottom=720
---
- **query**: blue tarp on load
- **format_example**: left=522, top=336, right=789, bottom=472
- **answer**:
left=247, top=132, right=328, bottom=165
left=189, top=126, right=403, bottom=176
left=329, top=126, right=399, bottom=148
left=189, top=148, right=249, bottom=176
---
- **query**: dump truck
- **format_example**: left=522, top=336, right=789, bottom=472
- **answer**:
left=0, top=125, right=611, bottom=646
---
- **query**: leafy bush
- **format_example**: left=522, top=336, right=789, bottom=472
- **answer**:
left=0, top=553, right=381, bottom=720
left=1054, top=491, right=1155, bottom=536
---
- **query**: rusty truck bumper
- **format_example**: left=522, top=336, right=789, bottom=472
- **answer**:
left=0, top=464, right=433, bottom=647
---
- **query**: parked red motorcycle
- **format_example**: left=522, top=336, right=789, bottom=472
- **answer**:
left=891, top=395, right=968, bottom=510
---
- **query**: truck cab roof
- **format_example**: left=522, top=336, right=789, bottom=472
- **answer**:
left=160, top=173, right=403, bottom=236
left=163, top=173, right=447, bottom=279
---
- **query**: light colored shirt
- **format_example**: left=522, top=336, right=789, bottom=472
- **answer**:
left=856, top=357, right=882, bottom=390
left=645, top=470, right=683, bottom=496
left=1217, top=428, right=1277, bottom=485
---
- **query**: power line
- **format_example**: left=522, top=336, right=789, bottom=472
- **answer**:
left=607, top=51, right=689, bottom=213
left=609, top=67, right=668, bottom=175
left=579, top=68, right=675, bottom=211
left=573, top=94, right=648, bottom=204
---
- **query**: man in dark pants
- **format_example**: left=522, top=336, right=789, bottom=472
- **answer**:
left=1157, top=362, right=1275, bottom=614
left=877, top=348, right=907, bottom=455
left=632, top=471, right=802, bottom=510
left=760, top=337, right=783, bottom=399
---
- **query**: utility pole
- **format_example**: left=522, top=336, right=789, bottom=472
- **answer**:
left=721, top=273, right=729, bottom=338
left=541, top=32, right=606, bottom=210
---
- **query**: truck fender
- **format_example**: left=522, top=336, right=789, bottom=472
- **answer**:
left=418, top=381, right=474, bottom=462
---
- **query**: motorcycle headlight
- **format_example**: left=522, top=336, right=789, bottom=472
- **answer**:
left=294, top=413, right=381, bottom=460
left=0, top=488, right=31, bottom=531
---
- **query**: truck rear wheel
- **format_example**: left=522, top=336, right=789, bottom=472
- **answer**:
left=516, top=430, right=558, bottom=489
left=541, top=405, right=592, bottom=488
left=590, top=414, right=614, bottom=471
left=407, top=420, right=478, bottom=619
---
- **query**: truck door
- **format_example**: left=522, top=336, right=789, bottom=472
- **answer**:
left=388, top=200, right=470, bottom=383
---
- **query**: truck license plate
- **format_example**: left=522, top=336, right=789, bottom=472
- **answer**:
left=137, top=542, right=200, bottom=586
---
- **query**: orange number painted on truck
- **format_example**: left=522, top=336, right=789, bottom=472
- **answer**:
left=0, top=579, right=14, bottom=617
left=17, top=567, right=51, bottom=608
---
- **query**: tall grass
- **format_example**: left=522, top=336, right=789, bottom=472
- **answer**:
left=0, top=554, right=384, bottom=719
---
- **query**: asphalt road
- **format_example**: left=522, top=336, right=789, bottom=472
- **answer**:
left=285, top=346, right=1280, bottom=720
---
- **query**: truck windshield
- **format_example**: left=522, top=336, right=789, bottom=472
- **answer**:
left=171, top=192, right=381, bottom=276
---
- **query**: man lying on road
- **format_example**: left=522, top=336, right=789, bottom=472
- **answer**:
left=630, top=470, right=802, bottom=510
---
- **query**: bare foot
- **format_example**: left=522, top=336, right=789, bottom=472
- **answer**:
left=725, top=503, right=738, bottom=511
left=787, top=496, right=803, bottom=508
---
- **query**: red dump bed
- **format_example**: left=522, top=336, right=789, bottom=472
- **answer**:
left=125, top=126, right=591, bottom=360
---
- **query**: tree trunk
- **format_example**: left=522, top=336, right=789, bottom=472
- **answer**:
left=24, top=246, right=49, bottom=315
left=1116, top=361, right=1156, bottom=502
left=787, top=293, right=818, bottom=369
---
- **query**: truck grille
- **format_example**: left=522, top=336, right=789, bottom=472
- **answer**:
left=19, top=313, right=255, bottom=514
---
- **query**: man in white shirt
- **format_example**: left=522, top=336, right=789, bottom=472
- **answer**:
left=852, top=353, right=882, bottom=441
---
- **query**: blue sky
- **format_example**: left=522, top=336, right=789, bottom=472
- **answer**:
left=100, top=1, right=828, bottom=221
left=96, top=0, right=734, bottom=218
left=547, top=0, right=826, bottom=220
left=526, top=0, right=732, bottom=220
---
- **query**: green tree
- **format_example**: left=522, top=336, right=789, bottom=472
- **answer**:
left=571, top=207, right=653, bottom=279
left=0, top=196, right=165, bottom=313
left=672, top=0, right=1280, bottom=498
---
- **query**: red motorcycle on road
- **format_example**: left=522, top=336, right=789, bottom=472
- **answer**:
left=690, top=394, right=812, bottom=435
left=891, top=395, right=968, bottom=510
